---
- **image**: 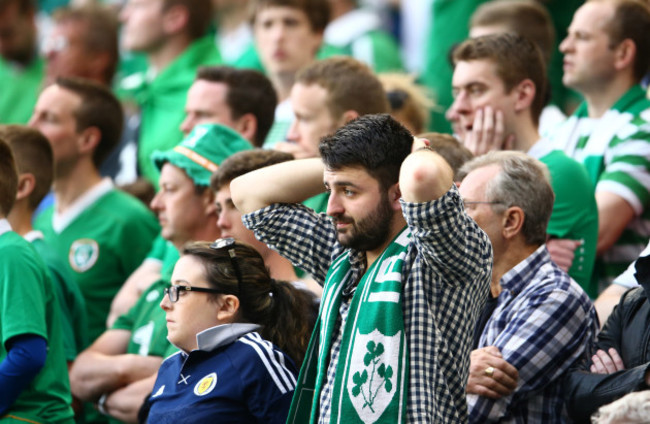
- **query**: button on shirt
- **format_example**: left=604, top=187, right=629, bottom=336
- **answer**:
left=468, top=245, right=598, bottom=423
left=243, top=186, right=492, bottom=422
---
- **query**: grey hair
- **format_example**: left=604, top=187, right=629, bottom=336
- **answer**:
left=591, top=390, right=650, bottom=424
left=459, top=150, right=554, bottom=246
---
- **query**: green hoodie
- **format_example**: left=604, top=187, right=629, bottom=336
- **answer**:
left=119, top=36, right=222, bottom=186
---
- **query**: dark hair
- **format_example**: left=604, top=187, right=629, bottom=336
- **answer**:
left=196, top=66, right=278, bottom=147
left=0, top=138, right=18, bottom=216
left=453, top=33, right=548, bottom=125
left=53, top=4, right=119, bottom=84
left=0, top=0, right=34, bottom=14
left=210, top=149, right=293, bottom=192
left=296, top=56, right=389, bottom=119
left=182, top=241, right=315, bottom=367
left=55, top=77, right=124, bottom=168
left=249, top=0, right=330, bottom=32
left=470, top=0, right=555, bottom=64
left=319, top=114, right=413, bottom=190
left=163, top=0, right=213, bottom=40
left=417, top=132, right=473, bottom=180
left=0, top=125, right=53, bottom=210
left=602, top=0, right=650, bottom=81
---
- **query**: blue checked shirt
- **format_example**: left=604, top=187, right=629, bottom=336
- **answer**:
left=468, top=245, right=598, bottom=423
left=243, top=185, right=492, bottom=423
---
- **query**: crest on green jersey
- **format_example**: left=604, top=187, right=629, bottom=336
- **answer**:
left=69, top=238, right=99, bottom=272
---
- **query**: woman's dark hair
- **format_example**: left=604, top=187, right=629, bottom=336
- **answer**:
left=182, top=241, right=316, bottom=367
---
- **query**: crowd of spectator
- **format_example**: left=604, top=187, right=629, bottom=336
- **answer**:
left=1, top=0, right=650, bottom=422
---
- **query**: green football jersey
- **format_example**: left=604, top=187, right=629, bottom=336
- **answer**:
left=28, top=233, right=89, bottom=361
left=547, top=85, right=650, bottom=285
left=530, top=147, right=599, bottom=297
left=0, top=223, right=74, bottom=424
left=0, top=56, right=44, bottom=125
left=34, top=181, right=159, bottom=344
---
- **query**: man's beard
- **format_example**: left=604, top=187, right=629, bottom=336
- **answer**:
left=334, top=193, right=394, bottom=252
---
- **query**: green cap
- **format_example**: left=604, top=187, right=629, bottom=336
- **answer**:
left=151, top=124, right=252, bottom=186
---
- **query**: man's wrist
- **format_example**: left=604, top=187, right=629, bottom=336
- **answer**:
left=97, top=393, right=108, bottom=415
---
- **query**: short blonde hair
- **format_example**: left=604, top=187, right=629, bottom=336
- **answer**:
left=379, top=73, right=434, bottom=134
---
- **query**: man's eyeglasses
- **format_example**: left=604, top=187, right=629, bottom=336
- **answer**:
left=164, top=285, right=223, bottom=303
left=210, top=237, right=244, bottom=296
left=462, top=200, right=504, bottom=210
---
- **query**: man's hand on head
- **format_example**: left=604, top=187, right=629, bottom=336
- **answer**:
left=467, top=346, right=519, bottom=399
left=463, top=106, right=515, bottom=156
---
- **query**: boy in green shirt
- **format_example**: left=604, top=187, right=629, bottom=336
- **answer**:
left=3, top=125, right=88, bottom=365
left=0, top=138, right=74, bottom=423
left=30, top=78, right=159, bottom=346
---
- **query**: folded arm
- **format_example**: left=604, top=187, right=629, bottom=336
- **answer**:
left=70, top=329, right=163, bottom=401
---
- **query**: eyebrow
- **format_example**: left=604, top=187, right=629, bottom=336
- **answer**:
left=324, top=180, right=362, bottom=189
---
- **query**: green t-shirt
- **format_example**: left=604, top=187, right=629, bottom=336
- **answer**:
left=547, top=85, right=650, bottom=285
left=118, top=36, right=222, bottom=186
left=144, top=234, right=179, bottom=285
left=534, top=148, right=599, bottom=297
left=0, top=226, right=74, bottom=424
left=29, top=234, right=88, bottom=361
left=34, top=182, right=159, bottom=344
left=112, top=279, right=171, bottom=359
left=0, top=56, right=44, bottom=125
left=324, top=9, right=403, bottom=73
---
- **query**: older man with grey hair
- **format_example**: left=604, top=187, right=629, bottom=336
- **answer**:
left=459, top=150, right=598, bottom=423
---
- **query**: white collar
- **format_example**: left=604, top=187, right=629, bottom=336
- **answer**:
left=324, top=9, right=381, bottom=46
left=53, top=178, right=114, bottom=233
left=195, top=323, right=261, bottom=352
left=275, top=98, right=294, bottom=121
left=0, top=219, right=12, bottom=237
left=23, top=230, right=44, bottom=243
left=527, top=138, right=555, bottom=159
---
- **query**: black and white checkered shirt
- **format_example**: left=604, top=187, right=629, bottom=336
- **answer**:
left=243, top=185, right=492, bottom=423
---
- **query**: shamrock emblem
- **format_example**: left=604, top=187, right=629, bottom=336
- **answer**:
left=351, top=341, right=393, bottom=413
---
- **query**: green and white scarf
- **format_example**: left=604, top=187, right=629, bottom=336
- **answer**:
left=288, top=228, right=410, bottom=424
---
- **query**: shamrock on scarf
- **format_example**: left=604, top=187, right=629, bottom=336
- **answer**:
left=351, top=340, right=394, bottom=412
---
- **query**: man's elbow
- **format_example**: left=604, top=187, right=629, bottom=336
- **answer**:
left=230, top=176, right=260, bottom=214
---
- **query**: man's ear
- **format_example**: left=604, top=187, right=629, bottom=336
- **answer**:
left=501, top=206, right=525, bottom=240
left=338, top=110, right=360, bottom=127
left=16, top=173, right=36, bottom=201
left=202, top=189, right=217, bottom=215
left=613, top=39, right=636, bottom=73
left=513, top=79, right=536, bottom=114
left=216, top=294, right=240, bottom=322
left=162, top=4, right=189, bottom=35
left=234, top=113, right=258, bottom=147
left=388, top=183, right=402, bottom=211
left=78, top=126, right=101, bottom=156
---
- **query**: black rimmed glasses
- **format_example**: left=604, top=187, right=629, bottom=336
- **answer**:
left=164, top=285, right=223, bottom=303
left=209, top=237, right=244, bottom=296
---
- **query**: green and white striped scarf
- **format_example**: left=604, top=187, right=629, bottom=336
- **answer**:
left=288, top=228, right=410, bottom=424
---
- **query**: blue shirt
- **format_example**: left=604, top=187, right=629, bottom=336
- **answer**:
left=147, top=323, right=297, bottom=423
left=468, top=245, right=598, bottom=423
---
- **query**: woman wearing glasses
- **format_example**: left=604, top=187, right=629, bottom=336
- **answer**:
left=141, top=239, right=315, bottom=423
